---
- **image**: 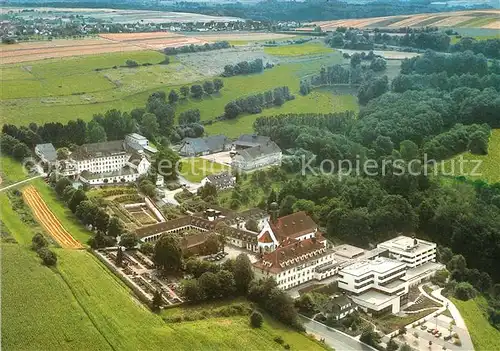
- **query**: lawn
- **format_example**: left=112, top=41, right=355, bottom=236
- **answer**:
left=0, top=155, right=29, bottom=185
left=264, top=43, right=334, bottom=57
left=447, top=129, right=500, bottom=184
left=31, top=178, right=93, bottom=244
left=1, top=244, right=111, bottom=351
left=0, top=193, right=38, bottom=244
left=451, top=296, right=500, bottom=351
left=180, top=157, right=231, bottom=183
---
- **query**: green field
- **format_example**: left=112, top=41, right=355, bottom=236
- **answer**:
left=452, top=297, right=500, bottom=351
left=264, top=43, right=334, bottom=57
left=450, top=34, right=500, bottom=44
left=0, top=156, right=30, bottom=185
left=2, top=243, right=327, bottom=350
left=0, top=193, right=38, bottom=244
left=180, top=157, right=231, bottom=183
left=448, top=129, right=500, bottom=184
left=30, top=179, right=93, bottom=244
left=1, top=244, right=111, bottom=350
left=1, top=48, right=353, bottom=138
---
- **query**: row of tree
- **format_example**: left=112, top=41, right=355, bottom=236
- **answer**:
left=223, top=86, right=294, bottom=119
left=451, top=37, right=500, bottom=59
left=0, top=133, right=31, bottom=161
left=222, top=58, right=265, bottom=77
left=164, top=41, right=230, bottom=55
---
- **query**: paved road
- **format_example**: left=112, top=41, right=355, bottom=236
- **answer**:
left=0, top=174, right=44, bottom=192
left=301, top=317, right=377, bottom=351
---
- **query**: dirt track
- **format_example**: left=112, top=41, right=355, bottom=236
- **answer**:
left=22, top=185, right=83, bottom=249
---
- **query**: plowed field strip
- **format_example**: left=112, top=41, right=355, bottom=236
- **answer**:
left=22, top=185, right=83, bottom=249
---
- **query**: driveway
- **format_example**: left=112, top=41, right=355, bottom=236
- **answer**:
left=301, top=317, right=378, bottom=351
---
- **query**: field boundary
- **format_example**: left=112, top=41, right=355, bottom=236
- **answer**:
left=22, top=185, right=84, bottom=249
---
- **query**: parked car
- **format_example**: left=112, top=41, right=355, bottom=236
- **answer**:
left=420, top=325, right=427, bottom=330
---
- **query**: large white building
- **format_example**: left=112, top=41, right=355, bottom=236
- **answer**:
left=230, top=135, right=282, bottom=172
left=338, top=257, right=409, bottom=315
left=377, top=235, right=437, bottom=268
left=60, top=133, right=154, bottom=185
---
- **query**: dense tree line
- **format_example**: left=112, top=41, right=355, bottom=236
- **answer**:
left=357, top=75, right=388, bottom=105
left=451, top=37, right=500, bottom=59
left=223, top=86, right=294, bottom=119
left=0, top=133, right=32, bottom=161
left=401, top=50, right=489, bottom=76
left=391, top=72, right=500, bottom=93
left=423, top=123, right=491, bottom=160
left=222, top=58, right=265, bottom=77
left=164, top=41, right=230, bottom=55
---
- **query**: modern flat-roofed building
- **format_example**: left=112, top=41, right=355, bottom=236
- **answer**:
left=377, top=235, right=436, bottom=268
left=338, top=257, right=409, bottom=314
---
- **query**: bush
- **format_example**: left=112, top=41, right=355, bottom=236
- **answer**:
left=274, top=336, right=284, bottom=344
left=37, top=247, right=57, bottom=266
left=250, top=311, right=264, bottom=328
left=284, top=344, right=290, bottom=350
left=32, top=233, right=48, bottom=251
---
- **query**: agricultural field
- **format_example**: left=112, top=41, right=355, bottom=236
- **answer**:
left=448, top=129, right=500, bottom=184
left=30, top=179, right=93, bottom=245
left=452, top=296, right=500, bottom=351
left=264, top=43, right=334, bottom=57
left=1, top=47, right=355, bottom=137
left=1, top=244, right=111, bottom=351
left=23, top=185, right=83, bottom=249
left=180, top=157, right=231, bottom=183
left=310, top=9, right=500, bottom=30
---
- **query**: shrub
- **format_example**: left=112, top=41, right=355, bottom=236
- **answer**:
left=37, top=247, right=57, bottom=266
left=32, top=233, right=48, bottom=251
left=274, top=336, right=284, bottom=344
left=250, top=311, right=264, bottom=328
left=284, top=344, right=290, bottom=350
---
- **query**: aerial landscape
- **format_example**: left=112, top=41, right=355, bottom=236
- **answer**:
left=1, top=0, right=499, bottom=350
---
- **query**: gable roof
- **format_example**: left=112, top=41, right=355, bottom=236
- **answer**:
left=323, top=295, right=352, bottom=314
left=234, top=134, right=271, bottom=148
left=234, top=141, right=281, bottom=162
left=258, top=231, right=274, bottom=243
left=253, top=236, right=326, bottom=273
left=270, top=211, right=318, bottom=240
left=35, top=143, right=57, bottom=161
left=180, top=135, right=228, bottom=155
left=71, top=140, right=126, bottom=160
left=205, top=172, right=234, bottom=188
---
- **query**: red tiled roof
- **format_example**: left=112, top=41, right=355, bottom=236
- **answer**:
left=259, top=231, right=274, bottom=243
left=270, top=211, right=317, bottom=240
left=253, top=237, right=326, bottom=273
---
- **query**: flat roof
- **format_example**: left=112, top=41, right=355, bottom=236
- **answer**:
left=341, top=257, right=405, bottom=276
left=403, top=262, right=444, bottom=281
left=378, top=235, right=436, bottom=254
left=333, top=244, right=365, bottom=259
left=352, top=289, right=399, bottom=306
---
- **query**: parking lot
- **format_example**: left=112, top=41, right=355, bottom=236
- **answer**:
left=406, top=314, right=466, bottom=351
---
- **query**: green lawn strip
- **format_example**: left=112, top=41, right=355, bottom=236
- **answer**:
left=0, top=193, right=36, bottom=245
left=451, top=296, right=500, bottom=351
left=446, top=129, right=500, bottom=184
left=1, top=244, right=110, bottom=351
left=365, top=309, right=437, bottom=334
left=180, top=157, right=231, bottom=183
left=0, top=155, right=29, bottom=185
left=31, top=179, right=93, bottom=245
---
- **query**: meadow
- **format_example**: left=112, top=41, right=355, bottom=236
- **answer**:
left=1, top=244, right=111, bottom=351
left=0, top=155, right=29, bottom=185
left=448, top=129, right=500, bottom=184
left=2, top=243, right=327, bottom=350
left=180, top=157, right=231, bottom=183
left=451, top=296, right=500, bottom=351
left=1, top=46, right=355, bottom=137
left=0, top=193, right=38, bottom=244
